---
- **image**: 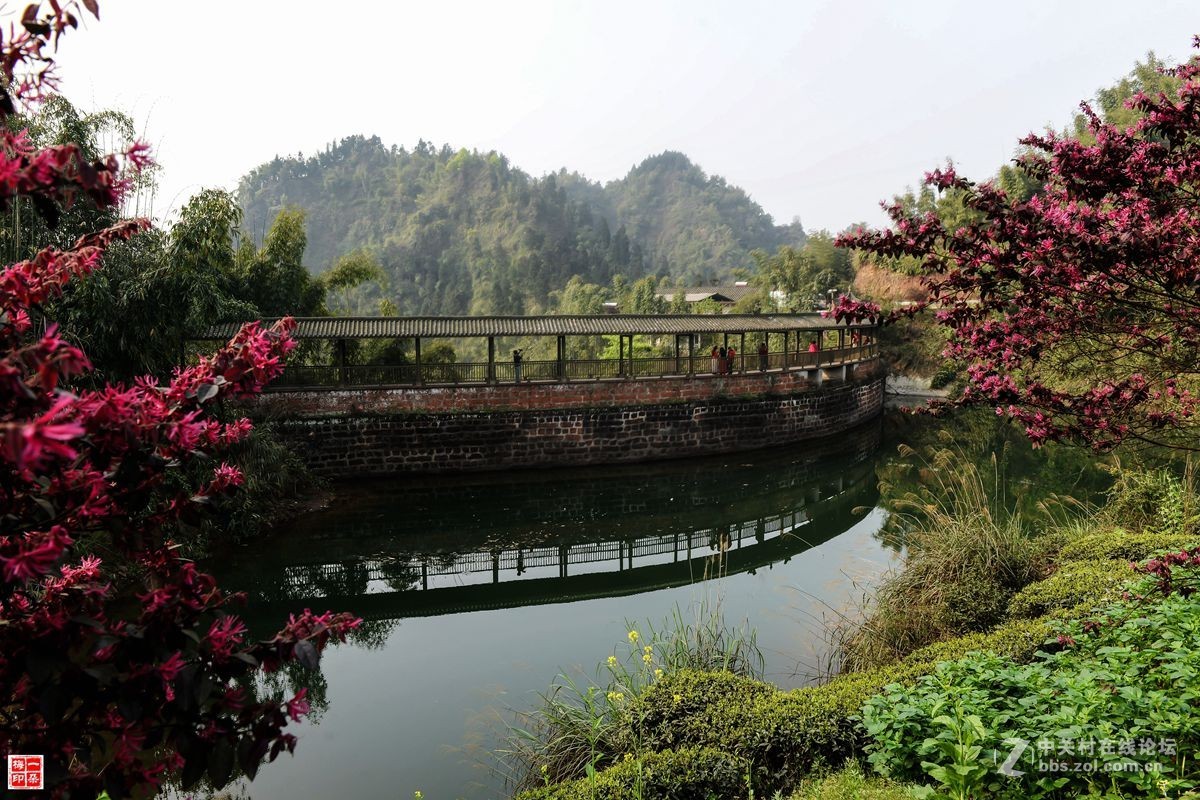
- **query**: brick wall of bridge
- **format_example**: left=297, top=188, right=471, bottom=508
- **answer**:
left=261, top=365, right=885, bottom=476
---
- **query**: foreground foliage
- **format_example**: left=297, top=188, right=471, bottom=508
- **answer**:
left=864, top=550, right=1200, bottom=799
left=501, top=602, right=763, bottom=792
left=516, top=464, right=1199, bottom=799
left=0, top=6, right=357, bottom=797
left=837, top=39, right=1200, bottom=451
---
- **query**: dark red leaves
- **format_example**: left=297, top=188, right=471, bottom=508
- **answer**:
left=836, top=42, right=1200, bottom=451
left=0, top=5, right=359, bottom=799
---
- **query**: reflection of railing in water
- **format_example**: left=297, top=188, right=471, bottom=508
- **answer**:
left=279, top=502, right=817, bottom=595
left=276, top=437, right=879, bottom=549
left=220, top=419, right=884, bottom=624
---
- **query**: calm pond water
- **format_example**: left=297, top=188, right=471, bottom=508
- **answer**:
left=211, top=411, right=1109, bottom=800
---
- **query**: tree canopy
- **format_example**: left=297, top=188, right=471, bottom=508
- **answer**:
left=837, top=42, right=1200, bottom=452
left=0, top=5, right=359, bottom=797
left=238, top=140, right=805, bottom=316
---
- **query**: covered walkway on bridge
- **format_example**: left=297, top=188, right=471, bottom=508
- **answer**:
left=189, top=314, right=878, bottom=390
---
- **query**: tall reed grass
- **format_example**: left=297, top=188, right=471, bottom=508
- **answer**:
left=835, top=446, right=1076, bottom=672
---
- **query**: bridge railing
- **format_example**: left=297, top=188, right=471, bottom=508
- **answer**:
left=268, top=343, right=879, bottom=390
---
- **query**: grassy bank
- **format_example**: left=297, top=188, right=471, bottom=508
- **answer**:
left=511, top=460, right=1200, bottom=800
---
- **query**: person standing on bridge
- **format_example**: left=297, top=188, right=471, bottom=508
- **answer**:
left=718, top=345, right=727, bottom=374
left=758, top=339, right=768, bottom=371
left=513, top=349, right=523, bottom=384
left=710, top=345, right=719, bottom=374
left=726, top=344, right=737, bottom=374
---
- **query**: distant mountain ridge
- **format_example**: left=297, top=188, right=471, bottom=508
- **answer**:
left=238, top=136, right=805, bottom=316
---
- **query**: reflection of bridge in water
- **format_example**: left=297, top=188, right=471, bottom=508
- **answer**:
left=219, top=420, right=882, bottom=624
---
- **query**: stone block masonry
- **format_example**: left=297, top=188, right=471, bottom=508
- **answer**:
left=258, top=367, right=886, bottom=476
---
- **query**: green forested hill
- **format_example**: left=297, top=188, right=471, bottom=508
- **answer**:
left=597, top=151, right=805, bottom=280
left=237, top=137, right=805, bottom=315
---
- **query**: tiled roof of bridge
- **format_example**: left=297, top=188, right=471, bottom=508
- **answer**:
left=657, top=285, right=759, bottom=303
left=192, top=314, right=868, bottom=340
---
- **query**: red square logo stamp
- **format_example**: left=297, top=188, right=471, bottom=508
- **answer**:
left=7, top=755, right=43, bottom=791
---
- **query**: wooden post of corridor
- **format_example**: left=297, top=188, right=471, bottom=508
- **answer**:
left=557, top=335, right=566, bottom=381
left=414, top=337, right=422, bottom=385
left=336, top=339, right=347, bottom=386
left=487, top=336, right=495, bottom=384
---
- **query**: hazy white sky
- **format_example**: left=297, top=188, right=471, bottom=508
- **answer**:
left=52, top=0, right=1200, bottom=232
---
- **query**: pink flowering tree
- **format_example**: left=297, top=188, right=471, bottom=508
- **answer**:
left=836, top=41, right=1200, bottom=451
left=0, top=4, right=358, bottom=797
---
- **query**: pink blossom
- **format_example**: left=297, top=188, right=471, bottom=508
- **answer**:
left=285, top=688, right=311, bottom=722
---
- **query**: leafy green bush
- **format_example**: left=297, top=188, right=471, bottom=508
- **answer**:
left=898, top=615, right=1058, bottom=666
left=862, top=591, right=1200, bottom=799
left=514, top=746, right=749, bottom=800
left=633, top=670, right=869, bottom=790
left=787, top=761, right=912, bottom=800
left=521, top=608, right=1067, bottom=799
left=928, top=364, right=957, bottom=390
left=1006, top=559, right=1133, bottom=619
left=1100, top=467, right=1197, bottom=536
left=500, top=605, right=762, bottom=792
left=597, top=618, right=1059, bottom=795
left=1057, top=529, right=1199, bottom=563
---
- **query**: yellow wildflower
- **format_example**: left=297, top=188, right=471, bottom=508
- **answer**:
left=607, top=655, right=618, bottom=668
left=643, top=653, right=653, bottom=664
left=627, top=630, right=639, bottom=644
left=673, top=693, right=683, bottom=703
left=654, top=668, right=664, bottom=680
left=607, top=691, right=625, bottom=703
left=624, top=752, right=634, bottom=762
left=414, top=793, right=423, bottom=800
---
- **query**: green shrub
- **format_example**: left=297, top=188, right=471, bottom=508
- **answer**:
left=500, top=606, right=763, bottom=791
left=1006, top=559, right=1133, bottom=619
left=899, top=615, right=1057, bottom=666
left=1057, top=529, right=1199, bottom=563
left=514, top=746, right=749, bottom=800
left=788, top=761, right=913, bottom=800
left=862, top=590, right=1200, bottom=799
left=526, top=611, right=1067, bottom=799
left=1100, top=466, right=1197, bottom=535
left=928, top=364, right=957, bottom=390
left=634, top=670, right=866, bottom=790
left=840, top=447, right=1055, bottom=671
